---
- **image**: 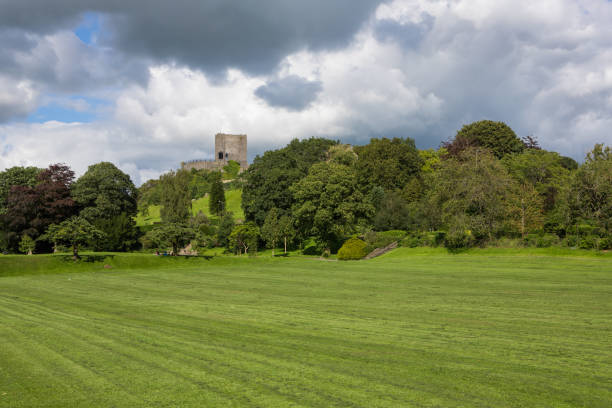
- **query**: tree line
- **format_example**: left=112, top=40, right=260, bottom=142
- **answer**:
left=1, top=120, right=610, bottom=257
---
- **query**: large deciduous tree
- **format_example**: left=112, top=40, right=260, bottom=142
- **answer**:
left=160, top=169, right=192, bottom=224
left=46, top=216, right=105, bottom=259
left=444, top=120, right=524, bottom=159
left=242, top=137, right=336, bottom=225
left=2, top=164, right=76, bottom=252
left=72, top=162, right=139, bottom=251
left=353, top=137, right=423, bottom=191
left=229, top=222, right=260, bottom=255
left=261, top=207, right=281, bottom=255
left=566, top=144, right=612, bottom=234
left=144, top=223, right=195, bottom=255
left=291, top=161, right=374, bottom=252
left=0, top=166, right=41, bottom=215
left=424, top=148, right=516, bottom=242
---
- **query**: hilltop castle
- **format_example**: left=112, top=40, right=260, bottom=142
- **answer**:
left=181, top=133, right=248, bottom=172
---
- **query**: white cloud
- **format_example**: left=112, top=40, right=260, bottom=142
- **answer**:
left=1, top=0, right=612, bottom=185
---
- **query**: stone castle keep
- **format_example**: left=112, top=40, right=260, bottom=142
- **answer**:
left=181, top=133, right=248, bottom=172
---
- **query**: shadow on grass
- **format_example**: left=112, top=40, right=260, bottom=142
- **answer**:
left=56, top=254, right=116, bottom=263
left=56, top=254, right=215, bottom=263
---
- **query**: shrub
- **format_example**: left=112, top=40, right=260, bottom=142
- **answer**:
left=401, top=235, right=421, bottom=248
left=577, top=224, right=600, bottom=237
left=578, top=235, right=603, bottom=249
left=337, top=237, right=367, bottom=260
left=444, top=229, right=474, bottom=251
left=524, top=233, right=559, bottom=248
left=564, top=235, right=579, bottom=248
left=599, top=237, right=611, bottom=250
left=432, top=231, right=446, bottom=247
left=302, top=238, right=322, bottom=255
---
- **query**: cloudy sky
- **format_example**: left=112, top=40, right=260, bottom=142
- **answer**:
left=1, top=0, right=611, bottom=184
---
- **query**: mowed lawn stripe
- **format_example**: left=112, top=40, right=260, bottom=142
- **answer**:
left=0, top=251, right=611, bottom=407
left=0, top=289, right=458, bottom=407
left=0, top=262, right=608, bottom=408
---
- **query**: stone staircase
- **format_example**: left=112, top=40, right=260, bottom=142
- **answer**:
left=363, top=241, right=398, bottom=260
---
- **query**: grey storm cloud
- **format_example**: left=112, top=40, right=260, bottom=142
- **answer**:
left=255, top=76, right=323, bottom=111
left=373, top=14, right=435, bottom=49
left=0, top=0, right=385, bottom=76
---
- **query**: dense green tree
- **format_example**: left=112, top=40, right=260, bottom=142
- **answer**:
left=229, top=222, right=260, bottom=255
left=189, top=211, right=215, bottom=248
left=419, top=148, right=446, bottom=173
left=209, top=172, right=226, bottom=216
left=222, top=160, right=241, bottom=180
left=566, top=144, right=612, bottom=234
left=444, top=120, right=524, bottom=158
left=0, top=166, right=40, bottom=214
left=144, top=223, right=194, bottom=255
left=138, top=179, right=162, bottom=215
left=291, top=161, right=374, bottom=251
left=159, top=169, right=191, bottom=224
left=242, top=137, right=337, bottom=225
left=18, top=234, right=35, bottom=255
left=354, top=137, right=423, bottom=191
left=46, top=216, right=105, bottom=259
left=372, top=190, right=412, bottom=231
left=216, top=212, right=235, bottom=248
left=559, top=156, right=579, bottom=171
left=91, top=213, right=139, bottom=251
left=73, top=162, right=138, bottom=219
left=261, top=207, right=281, bottom=255
left=424, top=148, right=516, bottom=242
left=187, top=169, right=210, bottom=200
left=503, top=149, right=571, bottom=217
left=72, top=162, right=139, bottom=251
left=277, top=215, right=295, bottom=254
left=508, top=183, right=545, bottom=238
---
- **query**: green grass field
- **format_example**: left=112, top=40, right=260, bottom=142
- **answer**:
left=136, top=189, right=244, bottom=226
left=1, top=249, right=611, bottom=407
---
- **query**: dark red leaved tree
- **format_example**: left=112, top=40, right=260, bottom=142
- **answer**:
left=2, top=163, right=76, bottom=252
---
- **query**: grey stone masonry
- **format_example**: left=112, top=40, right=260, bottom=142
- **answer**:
left=181, top=133, right=248, bottom=172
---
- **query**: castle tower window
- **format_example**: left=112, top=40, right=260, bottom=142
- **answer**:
left=225, top=152, right=229, bottom=159
left=218, top=152, right=224, bottom=160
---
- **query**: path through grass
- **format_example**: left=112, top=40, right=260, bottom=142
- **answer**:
left=0, top=250, right=610, bottom=407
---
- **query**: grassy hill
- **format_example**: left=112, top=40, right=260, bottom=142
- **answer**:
left=1, top=249, right=610, bottom=407
left=136, top=188, right=244, bottom=226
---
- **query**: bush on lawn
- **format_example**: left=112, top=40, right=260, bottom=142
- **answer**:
left=337, top=237, right=367, bottom=260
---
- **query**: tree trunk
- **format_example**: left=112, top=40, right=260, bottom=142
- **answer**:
left=284, top=237, right=287, bottom=254
left=520, top=197, right=525, bottom=239
left=72, top=244, right=79, bottom=260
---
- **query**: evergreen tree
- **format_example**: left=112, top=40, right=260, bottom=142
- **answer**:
left=209, top=172, right=226, bottom=216
left=216, top=212, right=235, bottom=248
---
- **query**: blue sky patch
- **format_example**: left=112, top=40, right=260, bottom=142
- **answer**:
left=74, top=12, right=101, bottom=45
left=27, top=96, right=109, bottom=124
